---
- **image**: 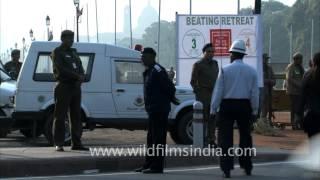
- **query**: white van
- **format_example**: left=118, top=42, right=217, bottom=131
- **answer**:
left=12, top=42, right=195, bottom=145
left=0, top=65, right=16, bottom=137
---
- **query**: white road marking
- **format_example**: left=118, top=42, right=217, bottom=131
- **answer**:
left=9, top=161, right=305, bottom=180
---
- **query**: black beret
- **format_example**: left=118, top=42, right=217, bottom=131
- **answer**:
left=61, top=30, right=74, bottom=39
left=142, top=47, right=156, bottom=56
left=202, top=43, right=213, bottom=53
left=11, top=49, right=20, bottom=56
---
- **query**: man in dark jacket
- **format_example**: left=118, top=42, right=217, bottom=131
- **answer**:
left=135, top=47, right=178, bottom=174
left=51, top=30, right=87, bottom=152
left=4, top=49, right=22, bottom=80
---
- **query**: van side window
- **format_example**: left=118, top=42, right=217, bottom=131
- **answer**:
left=115, top=61, right=144, bottom=84
left=33, top=53, right=94, bottom=82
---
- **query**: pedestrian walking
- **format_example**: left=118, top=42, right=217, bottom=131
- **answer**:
left=51, top=30, right=88, bottom=152
left=135, top=47, right=179, bottom=173
left=190, top=43, right=219, bottom=146
left=210, top=40, right=259, bottom=178
left=285, top=52, right=305, bottom=130
left=260, top=53, right=276, bottom=123
left=299, top=52, right=320, bottom=138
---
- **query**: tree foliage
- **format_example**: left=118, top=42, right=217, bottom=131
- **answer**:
left=118, top=0, right=320, bottom=70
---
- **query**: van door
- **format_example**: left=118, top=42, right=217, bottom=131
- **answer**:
left=111, top=59, right=147, bottom=118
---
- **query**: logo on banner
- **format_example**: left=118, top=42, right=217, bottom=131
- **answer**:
left=210, top=29, right=232, bottom=56
left=182, top=29, right=205, bottom=58
left=238, top=28, right=256, bottom=56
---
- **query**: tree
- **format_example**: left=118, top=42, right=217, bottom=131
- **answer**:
left=141, top=21, right=176, bottom=69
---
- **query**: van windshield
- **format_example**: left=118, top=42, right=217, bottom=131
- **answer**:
left=0, top=68, right=12, bottom=82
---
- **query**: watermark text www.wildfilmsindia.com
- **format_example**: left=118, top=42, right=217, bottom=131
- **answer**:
left=89, top=145, right=256, bottom=157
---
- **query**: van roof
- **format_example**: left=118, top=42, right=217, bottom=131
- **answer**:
left=29, top=41, right=141, bottom=59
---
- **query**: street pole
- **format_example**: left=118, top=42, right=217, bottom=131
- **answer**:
left=114, top=0, right=117, bottom=45
left=76, top=11, right=79, bottom=42
left=86, top=3, right=89, bottom=42
left=189, top=0, right=192, bottom=15
left=311, top=19, right=314, bottom=58
left=269, top=26, right=272, bottom=62
left=95, top=0, right=99, bottom=43
left=157, top=0, right=161, bottom=62
left=22, top=38, right=24, bottom=61
left=237, top=0, right=240, bottom=15
left=0, top=0, right=2, bottom=57
left=129, top=0, right=133, bottom=49
left=46, top=16, right=50, bottom=41
left=289, top=24, right=293, bottom=63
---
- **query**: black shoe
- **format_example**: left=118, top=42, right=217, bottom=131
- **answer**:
left=223, top=170, right=231, bottom=178
left=142, top=169, right=163, bottom=174
left=244, top=168, right=252, bottom=176
left=71, top=146, right=89, bottom=151
left=55, top=146, right=64, bottom=152
left=135, top=167, right=149, bottom=172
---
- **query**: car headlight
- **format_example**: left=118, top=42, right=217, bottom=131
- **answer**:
left=9, top=96, right=15, bottom=104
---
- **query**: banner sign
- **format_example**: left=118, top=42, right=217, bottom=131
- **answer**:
left=176, top=14, right=263, bottom=87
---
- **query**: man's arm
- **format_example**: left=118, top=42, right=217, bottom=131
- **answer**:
left=210, top=70, right=224, bottom=115
left=190, top=63, right=199, bottom=92
left=157, top=68, right=176, bottom=98
left=52, top=49, right=81, bottom=81
left=287, top=66, right=302, bottom=88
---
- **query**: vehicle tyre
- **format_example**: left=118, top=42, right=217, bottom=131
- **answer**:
left=176, top=111, right=193, bottom=144
left=44, top=112, right=71, bottom=146
left=0, top=128, right=8, bottom=138
left=169, top=128, right=182, bottom=144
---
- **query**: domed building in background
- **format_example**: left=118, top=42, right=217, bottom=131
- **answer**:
left=134, top=0, right=158, bottom=38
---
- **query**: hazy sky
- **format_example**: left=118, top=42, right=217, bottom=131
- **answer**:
left=0, top=0, right=296, bottom=56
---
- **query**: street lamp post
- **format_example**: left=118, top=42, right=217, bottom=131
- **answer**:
left=22, top=37, right=26, bottom=60
left=46, top=15, right=50, bottom=41
left=29, top=29, right=35, bottom=41
left=74, top=0, right=82, bottom=42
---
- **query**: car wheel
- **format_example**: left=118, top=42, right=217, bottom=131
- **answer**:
left=169, top=128, right=182, bottom=144
left=176, top=111, right=193, bottom=144
left=44, top=112, right=71, bottom=146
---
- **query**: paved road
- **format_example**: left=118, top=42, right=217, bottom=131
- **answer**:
left=9, top=161, right=320, bottom=180
left=0, top=129, right=175, bottom=148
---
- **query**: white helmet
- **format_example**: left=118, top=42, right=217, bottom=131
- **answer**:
left=229, top=40, right=247, bottom=55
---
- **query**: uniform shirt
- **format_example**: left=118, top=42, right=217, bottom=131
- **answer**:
left=4, top=61, right=22, bottom=80
left=143, top=63, right=176, bottom=113
left=285, top=63, right=304, bottom=95
left=210, top=59, right=259, bottom=115
left=190, top=58, right=219, bottom=91
left=51, top=46, right=84, bottom=83
left=263, top=64, right=275, bottom=97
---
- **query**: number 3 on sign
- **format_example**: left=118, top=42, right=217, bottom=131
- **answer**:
left=192, top=38, right=197, bottom=49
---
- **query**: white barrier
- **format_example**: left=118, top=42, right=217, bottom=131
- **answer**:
left=193, top=101, right=204, bottom=147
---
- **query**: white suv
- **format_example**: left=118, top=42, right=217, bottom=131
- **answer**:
left=0, top=64, right=16, bottom=138
left=12, top=42, right=196, bottom=145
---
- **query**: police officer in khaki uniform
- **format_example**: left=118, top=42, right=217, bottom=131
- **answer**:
left=190, top=43, right=219, bottom=146
left=285, top=52, right=305, bottom=130
left=51, top=30, right=88, bottom=151
left=260, top=53, right=275, bottom=123
left=4, top=49, right=22, bottom=80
